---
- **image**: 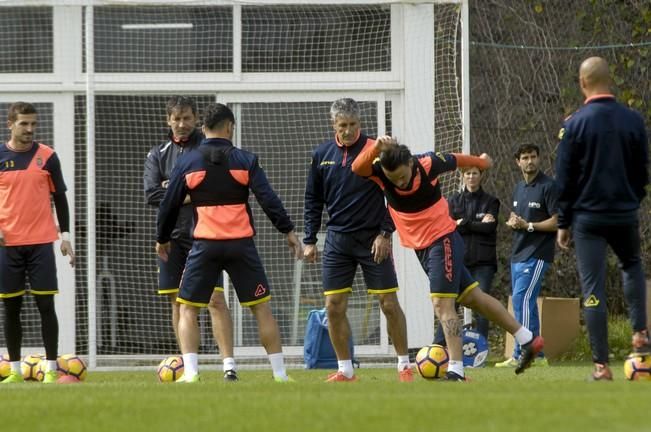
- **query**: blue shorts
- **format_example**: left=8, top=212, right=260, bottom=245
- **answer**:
left=415, top=231, right=478, bottom=300
left=322, top=229, right=398, bottom=295
left=178, top=238, right=270, bottom=307
left=158, top=237, right=223, bottom=295
left=0, top=243, right=58, bottom=298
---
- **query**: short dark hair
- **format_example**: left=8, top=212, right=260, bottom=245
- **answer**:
left=202, top=103, right=235, bottom=130
left=7, top=102, right=37, bottom=122
left=379, top=144, right=412, bottom=172
left=166, top=96, right=197, bottom=117
left=514, top=144, right=540, bottom=159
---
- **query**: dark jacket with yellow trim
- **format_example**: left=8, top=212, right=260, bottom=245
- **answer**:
left=555, top=96, right=648, bottom=228
left=303, top=133, right=394, bottom=245
left=157, top=138, right=294, bottom=243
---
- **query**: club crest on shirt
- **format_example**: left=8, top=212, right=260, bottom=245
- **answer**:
left=36, top=156, right=43, bottom=167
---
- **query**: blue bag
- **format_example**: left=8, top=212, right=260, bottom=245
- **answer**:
left=304, top=308, right=356, bottom=369
left=462, top=328, right=489, bottom=368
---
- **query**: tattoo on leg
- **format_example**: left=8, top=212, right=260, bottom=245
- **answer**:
left=442, top=319, right=462, bottom=337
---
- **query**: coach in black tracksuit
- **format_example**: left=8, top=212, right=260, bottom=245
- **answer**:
left=433, top=166, right=500, bottom=344
left=555, top=57, right=649, bottom=380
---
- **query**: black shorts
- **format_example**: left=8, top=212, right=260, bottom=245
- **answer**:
left=0, top=243, right=58, bottom=298
left=158, top=237, right=224, bottom=295
left=415, top=231, right=478, bottom=301
left=177, top=238, right=270, bottom=307
left=322, top=230, right=398, bottom=295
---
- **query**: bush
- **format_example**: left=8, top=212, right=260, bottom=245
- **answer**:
left=559, top=315, right=634, bottom=362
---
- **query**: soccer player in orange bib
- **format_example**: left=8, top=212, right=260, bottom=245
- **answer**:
left=156, top=103, right=302, bottom=383
left=0, top=102, right=75, bottom=384
left=352, top=136, right=542, bottom=380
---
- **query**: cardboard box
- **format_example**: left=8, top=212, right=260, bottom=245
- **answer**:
left=504, top=296, right=580, bottom=360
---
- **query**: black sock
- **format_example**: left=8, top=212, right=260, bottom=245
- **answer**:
left=3, top=296, right=23, bottom=361
left=34, top=295, right=59, bottom=360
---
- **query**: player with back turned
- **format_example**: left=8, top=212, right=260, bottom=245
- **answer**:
left=144, top=96, right=237, bottom=381
left=555, top=56, right=650, bottom=380
left=156, top=103, right=302, bottom=383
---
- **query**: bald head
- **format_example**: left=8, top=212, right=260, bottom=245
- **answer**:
left=579, top=57, right=612, bottom=96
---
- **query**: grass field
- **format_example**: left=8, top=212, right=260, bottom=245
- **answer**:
left=1, top=363, right=648, bottom=432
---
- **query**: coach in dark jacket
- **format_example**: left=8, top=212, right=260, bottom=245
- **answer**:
left=555, top=56, right=650, bottom=381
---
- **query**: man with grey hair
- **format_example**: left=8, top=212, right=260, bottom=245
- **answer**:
left=303, top=98, right=411, bottom=382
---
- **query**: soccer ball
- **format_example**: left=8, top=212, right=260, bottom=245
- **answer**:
left=62, top=354, right=88, bottom=381
left=21, top=354, right=44, bottom=381
left=0, top=354, right=11, bottom=381
left=157, top=356, right=184, bottom=383
left=624, top=354, right=651, bottom=381
left=415, top=344, right=449, bottom=379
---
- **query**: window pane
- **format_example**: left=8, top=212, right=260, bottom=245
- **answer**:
left=74, top=95, right=215, bottom=355
left=0, top=7, right=53, bottom=73
left=237, top=101, right=380, bottom=346
left=93, top=6, right=232, bottom=73
left=242, top=5, right=391, bottom=72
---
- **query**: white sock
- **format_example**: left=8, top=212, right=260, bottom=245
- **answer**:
left=182, top=353, right=199, bottom=377
left=338, top=360, right=354, bottom=378
left=223, top=357, right=236, bottom=372
left=514, top=327, right=534, bottom=346
left=448, top=360, right=464, bottom=377
left=268, top=352, right=287, bottom=379
left=397, top=355, right=410, bottom=371
left=10, top=361, right=20, bottom=373
left=46, top=360, right=57, bottom=372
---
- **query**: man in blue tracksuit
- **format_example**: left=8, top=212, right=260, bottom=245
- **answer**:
left=303, top=98, right=410, bottom=382
left=497, top=143, right=558, bottom=368
left=556, top=56, right=650, bottom=380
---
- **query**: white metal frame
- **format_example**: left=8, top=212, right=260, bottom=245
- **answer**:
left=0, top=0, right=468, bottom=364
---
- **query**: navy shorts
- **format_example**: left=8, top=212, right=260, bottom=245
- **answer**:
left=322, top=229, right=398, bottom=295
left=415, top=231, right=477, bottom=300
left=0, top=243, right=58, bottom=298
left=177, top=238, right=270, bottom=307
left=158, top=237, right=223, bottom=295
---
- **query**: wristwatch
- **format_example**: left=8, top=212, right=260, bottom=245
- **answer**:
left=380, top=230, right=392, bottom=239
left=527, top=222, right=534, bottom=233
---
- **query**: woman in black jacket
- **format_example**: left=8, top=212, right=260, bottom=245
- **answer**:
left=448, top=166, right=500, bottom=339
left=433, top=166, right=500, bottom=346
